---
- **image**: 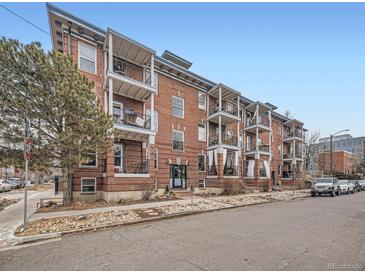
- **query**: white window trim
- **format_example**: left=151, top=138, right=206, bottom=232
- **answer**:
left=154, top=148, right=159, bottom=170
left=198, top=154, right=206, bottom=172
left=78, top=41, right=97, bottom=74
left=198, top=123, right=206, bottom=142
left=199, top=179, right=206, bottom=189
left=172, top=130, right=184, bottom=151
left=198, top=92, right=206, bottom=111
left=172, top=96, right=184, bottom=118
left=80, top=177, right=96, bottom=193
left=79, top=152, right=98, bottom=168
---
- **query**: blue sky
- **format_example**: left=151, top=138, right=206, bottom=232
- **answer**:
left=1, top=2, right=365, bottom=138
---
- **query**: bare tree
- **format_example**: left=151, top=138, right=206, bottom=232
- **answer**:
left=304, top=130, right=320, bottom=174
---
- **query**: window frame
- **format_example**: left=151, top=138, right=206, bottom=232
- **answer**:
left=198, top=179, right=206, bottom=189
left=80, top=177, right=96, bottom=194
left=172, top=130, right=184, bottom=151
left=198, top=154, right=206, bottom=172
left=172, top=96, right=184, bottom=118
left=78, top=41, right=97, bottom=74
left=198, top=92, right=206, bottom=111
left=154, top=148, right=159, bottom=170
left=198, top=123, right=206, bottom=142
left=79, top=152, right=98, bottom=168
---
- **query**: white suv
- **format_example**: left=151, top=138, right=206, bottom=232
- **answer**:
left=338, top=180, right=354, bottom=194
left=311, top=178, right=340, bottom=197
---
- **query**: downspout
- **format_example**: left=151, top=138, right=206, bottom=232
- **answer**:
left=67, top=21, right=72, bottom=56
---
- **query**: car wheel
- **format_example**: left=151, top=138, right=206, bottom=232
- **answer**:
left=311, top=192, right=316, bottom=197
left=331, top=190, right=335, bottom=197
left=336, top=190, right=340, bottom=196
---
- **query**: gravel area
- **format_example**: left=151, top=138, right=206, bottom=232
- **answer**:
left=14, top=191, right=310, bottom=237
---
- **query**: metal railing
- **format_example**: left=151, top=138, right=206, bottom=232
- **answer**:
left=246, top=116, right=270, bottom=127
left=208, top=135, right=238, bottom=146
left=246, top=144, right=270, bottom=153
left=208, top=104, right=238, bottom=116
left=224, top=166, right=238, bottom=176
left=112, top=57, right=152, bottom=86
left=114, top=157, right=149, bottom=174
left=207, top=165, right=218, bottom=176
left=284, top=131, right=304, bottom=139
left=114, top=109, right=151, bottom=129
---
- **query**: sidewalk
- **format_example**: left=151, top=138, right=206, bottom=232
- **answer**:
left=30, top=190, right=310, bottom=221
left=0, top=188, right=60, bottom=247
left=5, top=189, right=310, bottom=245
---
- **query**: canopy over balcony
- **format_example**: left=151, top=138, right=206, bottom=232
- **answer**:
left=284, top=119, right=304, bottom=128
left=208, top=83, right=241, bottom=101
left=104, top=28, right=155, bottom=66
left=245, top=101, right=272, bottom=114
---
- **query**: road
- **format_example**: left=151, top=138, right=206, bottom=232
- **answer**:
left=0, top=192, right=364, bottom=270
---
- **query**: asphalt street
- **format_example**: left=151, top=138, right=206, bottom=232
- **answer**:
left=1, top=192, right=364, bottom=270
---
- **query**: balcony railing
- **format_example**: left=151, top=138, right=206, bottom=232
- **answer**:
left=112, top=57, right=152, bottom=86
left=283, top=152, right=303, bottom=159
left=284, top=131, right=304, bottom=139
left=114, top=157, right=149, bottom=174
left=208, top=135, right=238, bottom=146
left=114, top=109, right=151, bottom=130
left=208, top=104, right=238, bottom=116
left=207, top=165, right=218, bottom=176
left=246, top=116, right=270, bottom=128
left=246, top=144, right=270, bottom=153
left=224, top=166, right=238, bottom=176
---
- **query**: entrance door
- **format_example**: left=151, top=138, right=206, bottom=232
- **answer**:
left=171, top=165, right=186, bottom=188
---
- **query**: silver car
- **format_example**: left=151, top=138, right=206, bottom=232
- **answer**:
left=338, top=180, right=354, bottom=194
left=311, top=178, right=340, bottom=197
left=0, top=179, right=12, bottom=192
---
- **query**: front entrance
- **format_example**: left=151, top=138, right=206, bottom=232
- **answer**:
left=170, top=165, right=187, bottom=188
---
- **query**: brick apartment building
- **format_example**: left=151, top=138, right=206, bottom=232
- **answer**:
left=47, top=4, right=307, bottom=202
left=317, top=150, right=357, bottom=176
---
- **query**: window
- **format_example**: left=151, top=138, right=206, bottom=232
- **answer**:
left=198, top=154, right=206, bottom=172
left=278, top=144, right=282, bottom=157
left=80, top=152, right=97, bottom=167
left=146, top=109, right=158, bottom=131
left=198, top=123, right=206, bottom=142
left=227, top=102, right=234, bottom=113
left=154, top=148, right=158, bottom=170
left=198, top=92, right=206, bottom=110
left=172, top=96, right=184, bottom=118
left=81, top=178, right=96, bottom=193
left=114, top=144, right=123, bottom=173
left=199, top=179, right=205, bottom=189
left=172, top=130, right=184, bottom=151
left=78, top=42, right=96, bottom=74
left=278, top=164, right=282, bottom=175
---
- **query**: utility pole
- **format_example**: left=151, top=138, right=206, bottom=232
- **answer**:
left=23, top=118, right=30, bottom=228
left=330, top=134, right=333, bottom=176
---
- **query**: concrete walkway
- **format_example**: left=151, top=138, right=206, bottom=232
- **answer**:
left=29, top=190, right=309, bottom=222
left=0, top=188, right=59, bottom=247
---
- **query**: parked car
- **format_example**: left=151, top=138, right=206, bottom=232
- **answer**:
left=352, top=180, right=361, bottom=192
left=358, top=180, right=365, bottom=191
left=347, top=181, right=355, bottom=193
left=338, top=180, right=352, bottom=194
left=0, top=179, right=12, bottom=192
left=311, top=177, right=340, bottom=197
left=5, top=178, right=24, bottom=189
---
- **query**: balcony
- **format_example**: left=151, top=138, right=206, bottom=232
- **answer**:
left=224, top=166, right=238, bottom=176
left=207, top=84, right=241, bottom=124
left=105, top=28, right=156, bottom=101
left=283, top=152, right=304, bottom=160
left=208, top=135, right=239, bottom=147
left=114, top=157, right=149, bottom=175
left=244, top=144, right=270, bottom=155
left=283, top=130, right=304, bottom=142
left=244, top=115, right=271, bottom=133
left=113, top=109, right=154, bottom=141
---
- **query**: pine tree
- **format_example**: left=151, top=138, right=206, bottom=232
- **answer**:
left=0, top=38, right=113, bottom=205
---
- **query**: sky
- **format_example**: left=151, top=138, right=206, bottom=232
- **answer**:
left=1, top=2, right=365, bottom=138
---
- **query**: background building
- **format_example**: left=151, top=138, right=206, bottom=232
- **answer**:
left=317, top=150, right=357, bottom=176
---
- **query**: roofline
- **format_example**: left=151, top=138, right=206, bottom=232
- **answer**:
left=106, top=28, right=156, bottom=55
left=162, top=50, right=192, bottom=68
left=209, top=83, right=241, bottom=96
left=155, top=56, right=216, bottom=88
left=46, top=3, right=106, bottom=36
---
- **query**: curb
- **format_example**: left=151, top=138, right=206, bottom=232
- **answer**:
left=10, top=194, right=311, bottom=246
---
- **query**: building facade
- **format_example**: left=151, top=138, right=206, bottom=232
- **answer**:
left=317, top=150, right=357, bottom=176
left=47, top=4, right=307, bottom=202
